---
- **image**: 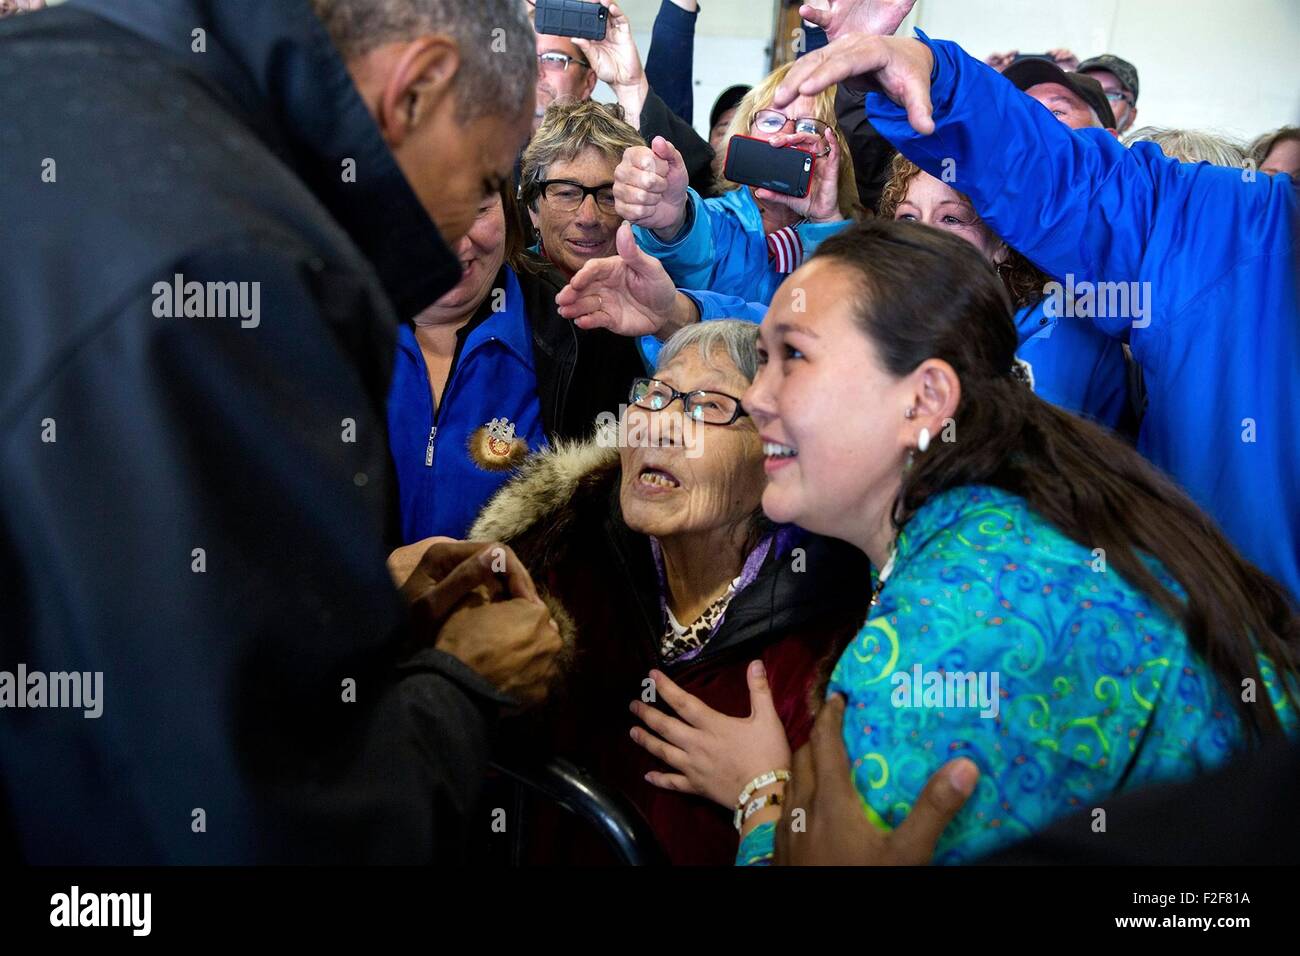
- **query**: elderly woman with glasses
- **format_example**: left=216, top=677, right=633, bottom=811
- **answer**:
left=609, top=60, right=862, bottom=307
left=470, top=320, right=872, bottom=865
left=519, top=99, right=649, bottom=280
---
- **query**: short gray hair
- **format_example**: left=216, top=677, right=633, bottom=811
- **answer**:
left=1125, top=126, right=1248, bottom=167
left=656, top=319, right=760, bottom=383
left=310, top=0, right=536, bottom=121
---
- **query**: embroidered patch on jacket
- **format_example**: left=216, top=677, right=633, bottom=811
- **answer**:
left=468, top=417, right=528, bottom=471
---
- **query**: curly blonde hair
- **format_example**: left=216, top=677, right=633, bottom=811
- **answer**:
left=714, top=61, right=861, bottom=220
left=878, top=153, right=1045, bottom=310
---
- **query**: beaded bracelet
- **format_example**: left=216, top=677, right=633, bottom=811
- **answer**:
left=733, top=769, right=791, bottom=830
left=736, top=792, right=784, bottom=831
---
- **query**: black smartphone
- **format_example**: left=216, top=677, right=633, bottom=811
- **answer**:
left=1012, top=53, right=1054, bottom=64
left=723, top=135, right=815, bottom=198
left=534, top=0, right=609, bottom=41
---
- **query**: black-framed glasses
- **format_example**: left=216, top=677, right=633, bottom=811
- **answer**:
left=538, top=179, right=616, bottom=213
left=629, top=378, right=748, bottom=426
left=538, top=51, right=590, bottom=74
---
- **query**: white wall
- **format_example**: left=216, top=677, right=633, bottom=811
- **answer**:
left=609, top=0, right=1300, bottom=142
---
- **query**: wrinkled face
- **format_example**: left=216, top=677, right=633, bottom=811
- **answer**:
left=619, top=347, right=765, bottom=542
left=1262, top=138, right=1300, bottom=177
left=710, top=106, right=739, bottom=155
left=529, top=145, right=622, bottom=276
left=418, top=194, right=507, bottom=322
left=535, top=33, right=597, bottom=130
left=1082, top=68, right=1135, bottom=132
left=894, top=171, right=1005, bottom=265
left=1025, top=81, right=1098, bottom=130
left=397, top=104, right=531, bottom=245
left=744, top=260, right=910, bottom=540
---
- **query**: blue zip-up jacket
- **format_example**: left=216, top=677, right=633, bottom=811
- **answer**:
left=387, top=268, right=546, bottom=543
left=868, top=33, right=1299, bottom=599
left=645, top=290, right=1129, bottom=428
left=633, top=185, right=852, bottom=304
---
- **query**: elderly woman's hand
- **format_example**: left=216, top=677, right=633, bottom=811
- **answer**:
left=614, top=136, right=690, bottom=237
left=774, top=694, right=979, bottom=865
left=555, top=221, right=699, bottom=339
left=629, top=661, right=792, bottom=809
left=754, top=127, right=844, bottom=223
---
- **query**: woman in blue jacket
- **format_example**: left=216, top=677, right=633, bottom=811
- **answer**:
left=614, top=60, right=862, bottom=305
left=878, top=154, right=1131, bottom=431
left=386, top=182, right=644, bottom=542
left=622, top=221, right=1298, bottom=865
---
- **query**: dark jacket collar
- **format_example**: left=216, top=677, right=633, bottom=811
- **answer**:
left=69, top=0, right=460, bottom=317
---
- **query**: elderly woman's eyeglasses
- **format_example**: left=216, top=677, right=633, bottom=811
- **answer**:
left=538, top=51, right=590, bottom=74
left=751, top=109, right=832, bottom=152
left=629, top=378, right=749, bottom=426
left=538, top=180, right=617, bottom=213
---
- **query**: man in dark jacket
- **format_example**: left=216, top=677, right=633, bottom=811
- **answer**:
left=0, top=0, right=563, bottom=863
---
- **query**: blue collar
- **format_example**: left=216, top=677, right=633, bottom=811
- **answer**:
left=397, top=266, right=532, bottom=367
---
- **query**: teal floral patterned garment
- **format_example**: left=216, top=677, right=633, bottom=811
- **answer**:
left=738, top=484, right=1294, bottom=865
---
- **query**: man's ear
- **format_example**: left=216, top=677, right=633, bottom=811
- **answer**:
left=581, top=66, right=598, bottom=100
left=375, top=35, right=461, bottom=149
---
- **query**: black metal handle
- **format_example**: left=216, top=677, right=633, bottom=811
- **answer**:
left=490, top=755, right=668, bottom=866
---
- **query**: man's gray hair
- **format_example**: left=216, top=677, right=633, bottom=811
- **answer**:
left=310, top=0, right=536, bottom=121
left=655, top=319, right=760, bottom=383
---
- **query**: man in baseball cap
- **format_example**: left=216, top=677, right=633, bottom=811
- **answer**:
left=1079, top=54, right=1140, bottom=133
left=1003, top=56, right=1117, bottom=132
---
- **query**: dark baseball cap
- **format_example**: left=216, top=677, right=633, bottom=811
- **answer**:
left=1078, top=54, right=1140, bottom=103
left=1003, top=57, right=1117, bottom=130
left=710, top=85, right=751, bottom=131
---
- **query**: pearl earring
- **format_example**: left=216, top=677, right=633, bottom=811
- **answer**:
left=917, top=427, right=931, bottom=453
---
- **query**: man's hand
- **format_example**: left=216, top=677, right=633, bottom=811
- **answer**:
left=774, top=695, right=978, bottom=865
left=799, top=0, right=917, bottom=42
left=773, top=33, right=936, bottom=135
left=388, top=538, right=540, bottom=620
left=388, top=538, right=562, bottom=707
left=984, top=50, right=1018, bottom=73
left=754, top=128, right=844, bottom=223
left=614, top=137, right=690, bottom=236
left=574, top=2, right=650, bottom=126
left=555, top=221, right=698, bottom=339
left=1046, top=48, right=1079, bottom=71
left=435, top=598, right=562, bottom=707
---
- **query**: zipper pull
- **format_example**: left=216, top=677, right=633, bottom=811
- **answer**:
left=424, top=426, right=437, bottom=467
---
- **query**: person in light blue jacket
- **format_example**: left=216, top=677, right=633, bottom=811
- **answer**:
left=613, top=60, right=862, bottom=305
left=768, top=28, right=1300, bottom=602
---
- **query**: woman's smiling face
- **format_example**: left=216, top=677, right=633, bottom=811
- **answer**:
left=742, top=259, right=914, bottom=544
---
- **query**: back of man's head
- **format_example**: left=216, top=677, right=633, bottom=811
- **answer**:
left=311, top=0, right=536, bottom=121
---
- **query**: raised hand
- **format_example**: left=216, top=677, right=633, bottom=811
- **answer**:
left=984, top=49, right=1018, bottom=72
left=754, top=128, right=844, bottom=223
left=573, top=2, right=651, bottom=126
left=555, top=222, right=696, bottom=338
left=614, top=137, right=690, bottom=236
left=773, top=33, right=936, bottom=135
left=799, top=0, right=918, bottom=42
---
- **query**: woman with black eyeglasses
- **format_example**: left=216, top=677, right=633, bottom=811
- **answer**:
left=468, top=319, right=871, bottom=865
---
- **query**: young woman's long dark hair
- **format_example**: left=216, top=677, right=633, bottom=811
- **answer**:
left=812, top=219, right=1298, bottom=738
